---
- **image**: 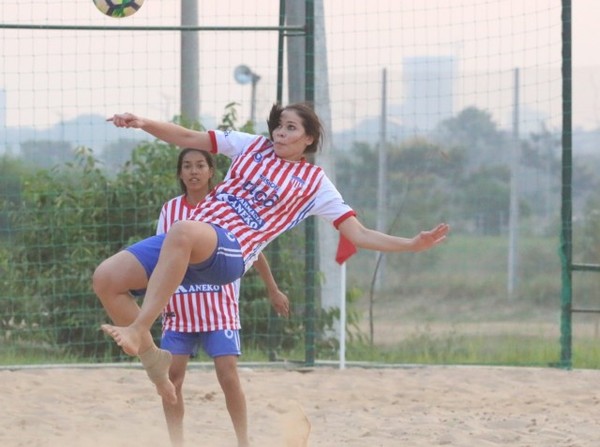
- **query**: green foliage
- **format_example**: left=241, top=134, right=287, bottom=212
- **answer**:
left=239, top=230, right=306, bottom=355
left=0, top=154, right=28, bottom=238
left=434, top=106, right=510, bottom=170
left=314, top=285, right=368, bottom=359
left=4, top=147, right=114, bottom=357
left=459, top=166, right=510, bottom=235
left=337, top=138, right=453, bottom=234
left=1, top=142, right=185, bottom=359
left=337, top=106, right=561, bottom=238
left=579, top=190, right=600, bottom=264
left=218, top=102, right=241, bottom=131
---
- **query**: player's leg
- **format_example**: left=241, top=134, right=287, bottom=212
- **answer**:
left=160, top=331, right=199, bottom=447
left=101, top=220, right=218, bottom=355
left=162, top=354, right=189, bottom=447
left=93, top=250, right=148, bottom=332
left=214, top=354, right=248, bottom=447
left=205, top=330, right=248, bottom=447
left=93, top=249, right=176, bottom=404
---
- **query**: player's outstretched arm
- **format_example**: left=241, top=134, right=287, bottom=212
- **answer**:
left=107, top=112, right=212, bottom=150
left=338, top=217, right=449, bottom=253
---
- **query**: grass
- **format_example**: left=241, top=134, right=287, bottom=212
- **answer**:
left=1, top=325, right=599, bottom=370
left=331, top=335, right=600, bottom=369
left=0, top=343, right=83, bottom=366
left=4, top=337, right=600, bottom=370
left=346, top=335, right=561, bottom=367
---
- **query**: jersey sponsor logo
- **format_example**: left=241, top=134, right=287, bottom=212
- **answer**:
left=242, top=180, right=280, bottom=208
left=175, top=283, right=223, bottom=293
left=258, top=174, right=280, bottom=191
left=216, top=192, right=265, bottom=229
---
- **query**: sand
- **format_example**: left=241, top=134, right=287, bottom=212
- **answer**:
left=1, top=364, right=599, bottom=446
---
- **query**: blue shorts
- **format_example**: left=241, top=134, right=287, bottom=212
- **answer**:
left=126, top=223, right=244, bottom=296
left=161, top=329, right=241, bottom=358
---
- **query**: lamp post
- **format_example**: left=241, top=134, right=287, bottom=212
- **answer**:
left=233, top=64, right=261, bottom=127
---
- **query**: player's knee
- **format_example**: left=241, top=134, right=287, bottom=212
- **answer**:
left=168, top=371, right=186, bottom=393
left=168, top=220, right=213, bottom=246
left=167, top=220, right=197, bottom=245
left=92, top=261, right=112, bottom=297
left=216, top=367, right=240, bottom=392
left=221, top=378, right=244, bottom=403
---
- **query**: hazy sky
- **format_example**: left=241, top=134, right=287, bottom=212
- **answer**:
left=0, top=0, right=599, bottom=134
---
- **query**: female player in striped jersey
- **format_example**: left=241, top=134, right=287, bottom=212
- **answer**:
left=95, top=102, right=450, bottom=405
left=156, top=147, right=288, bottom=447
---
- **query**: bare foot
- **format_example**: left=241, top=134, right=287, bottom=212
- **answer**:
left=139, top=347, right=177, bottom=405
left=101, top=324, right=141, bottom=356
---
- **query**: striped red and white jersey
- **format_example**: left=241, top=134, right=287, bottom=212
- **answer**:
left=192, top=129, right=356, bottom=271
left=156, top=194, right=195, bottom=235
left=157, top=195, right=241, bottom=333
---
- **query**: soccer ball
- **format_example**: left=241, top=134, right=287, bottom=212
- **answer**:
left=92, top=0, right=145, bottom=18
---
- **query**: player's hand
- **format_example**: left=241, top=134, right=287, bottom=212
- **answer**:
left=106, top=112, right=145, bottom=129
left=269, top=289, right=290, bottom=318
left=411, top=223, right=450, bottom=252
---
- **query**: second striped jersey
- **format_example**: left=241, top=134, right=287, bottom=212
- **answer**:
left=157, top=195, right=241, bottom=333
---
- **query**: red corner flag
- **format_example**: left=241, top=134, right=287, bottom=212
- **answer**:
left=335, top=234, right=357, bottom=265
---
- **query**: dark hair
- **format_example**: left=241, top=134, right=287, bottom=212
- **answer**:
left=177, top=148, right=215, bottom=194
left=267, top=102, right=324, bottom=154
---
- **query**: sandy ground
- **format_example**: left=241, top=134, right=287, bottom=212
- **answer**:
left=1, top=364, right=599, bottom=446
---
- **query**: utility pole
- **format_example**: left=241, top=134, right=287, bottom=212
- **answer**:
left=181, top=0, right=199, bottom=122
left=508, top=67, right=520, bottom=298
left=375, top=68, right=388, bottom=289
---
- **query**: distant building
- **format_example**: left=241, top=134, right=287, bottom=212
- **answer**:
left=401, top=56, right=455, bottom=133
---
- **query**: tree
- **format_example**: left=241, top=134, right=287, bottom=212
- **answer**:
left=459, top=166, right=511, bottom=235
left=0, top=154, right=28, bottom=238
left=20, top=140, right=74, bottom=168
left=100, top=138, right=143, bottom=172
left=434, top=106, right=509, bottom=171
